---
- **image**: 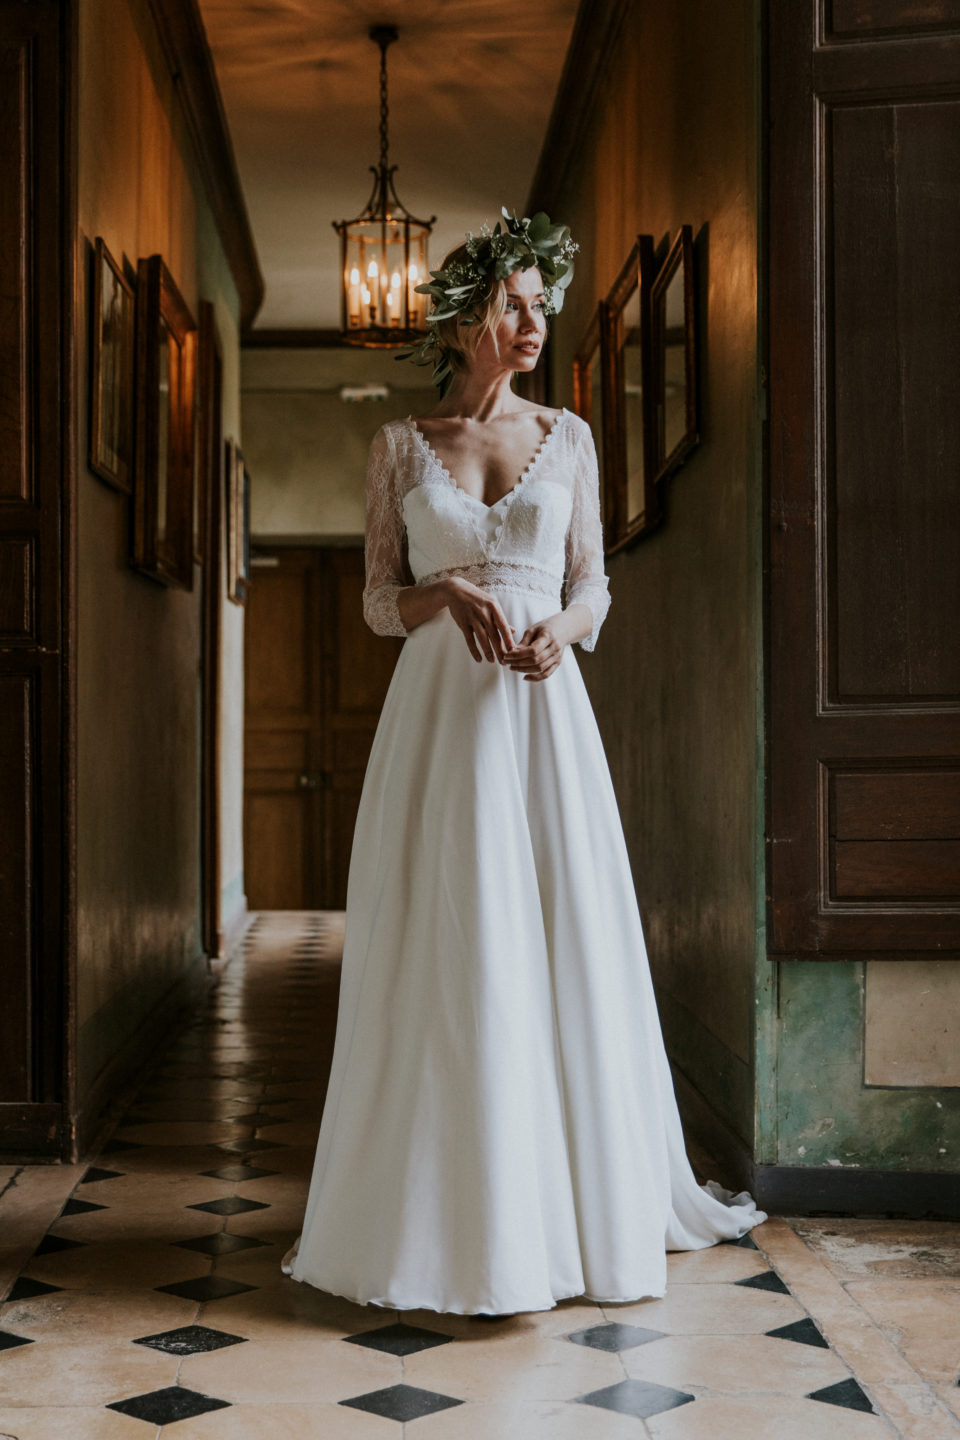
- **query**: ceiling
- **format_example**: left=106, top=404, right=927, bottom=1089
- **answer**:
left=197, top=0, right=579, bottom=330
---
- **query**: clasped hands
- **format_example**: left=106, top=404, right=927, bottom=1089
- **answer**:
left=444, top=577, right=565, bottom=682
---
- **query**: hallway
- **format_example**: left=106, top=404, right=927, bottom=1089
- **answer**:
left=0, top=915, right=956, bottom=1439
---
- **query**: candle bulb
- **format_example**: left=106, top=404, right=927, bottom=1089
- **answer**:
left=348, top=265, right=361, bottom=326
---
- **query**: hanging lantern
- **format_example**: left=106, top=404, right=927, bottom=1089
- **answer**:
left=334, top=26, right=435, bottom=348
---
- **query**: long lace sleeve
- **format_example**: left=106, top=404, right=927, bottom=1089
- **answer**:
left=362, top=425, right=409, bottom=638
left=564, top=422, right=611, bottom=650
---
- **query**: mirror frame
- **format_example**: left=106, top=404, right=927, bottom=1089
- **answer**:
left=650, top=224, right=699, bottom=486
left=600, top=234, right=661, bottom=553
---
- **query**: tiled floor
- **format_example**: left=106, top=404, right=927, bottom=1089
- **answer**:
left=0, top=911, right=957, bottom=1438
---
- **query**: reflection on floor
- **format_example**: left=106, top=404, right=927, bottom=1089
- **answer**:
left=0, top=911, right=957, bottom=1438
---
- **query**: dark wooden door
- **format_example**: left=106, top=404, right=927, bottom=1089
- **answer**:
left=767, top=1, right=960, bottom=957
left=243, top=546, right=402, bottom=908
left=0, top=0, right=72, bottom=1155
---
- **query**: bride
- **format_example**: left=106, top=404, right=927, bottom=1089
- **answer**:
left=282, top=211, right=765, bottom=1316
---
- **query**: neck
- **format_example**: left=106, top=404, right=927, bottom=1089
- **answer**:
left=431, top=364, right=522, bottom=420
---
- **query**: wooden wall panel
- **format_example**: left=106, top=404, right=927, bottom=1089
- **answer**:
left=828, top=100, right=960, bottom=703
left=0, top=1, right=70, bottom=1153
left=767, top=1, right=960, bottom=957
left=826, top=0, right=960, bottom=40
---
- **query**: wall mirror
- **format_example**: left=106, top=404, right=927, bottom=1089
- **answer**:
left=572, top=305, right=611, bottom=546
left=600, top=234, right=661, bottom=552
left=650, top=224, right=698, bottom=485
left=132, top=254, right=197, bottom=588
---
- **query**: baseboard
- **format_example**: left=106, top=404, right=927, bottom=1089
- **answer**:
left=752, top=1164, right=960, bottom=1220
left=69, top=952, right=212, bottom=1162
left=0, top=1104, right=65, bottom=1161
left=671, top=1065, right=959, bottom=1219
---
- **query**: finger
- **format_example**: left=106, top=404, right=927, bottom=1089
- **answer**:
left=494, top=612, right=517, bottom=655
left=475, top=625, right=496, bottom=663
left=458, top=623, right=483, bottom=663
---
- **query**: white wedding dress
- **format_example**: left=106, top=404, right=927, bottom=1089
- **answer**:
left=282, top=408, right=765, bottom=1315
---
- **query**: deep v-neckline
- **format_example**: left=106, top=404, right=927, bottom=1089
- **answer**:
left=409, top=409, right=568, bottom=511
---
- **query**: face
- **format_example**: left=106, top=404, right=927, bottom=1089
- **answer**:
left=473, top=266, right=547, bottom=374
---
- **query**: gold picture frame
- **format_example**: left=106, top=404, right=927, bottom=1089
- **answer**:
left=89, top=238, right=135, bottom=494
left=131, top=255, right=197, bottom=588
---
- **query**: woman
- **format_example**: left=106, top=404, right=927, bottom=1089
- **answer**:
left=282, top=211, right=765, bottom=1316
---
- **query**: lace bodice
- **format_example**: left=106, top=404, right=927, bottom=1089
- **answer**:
left=362, top=408, right=611, bottom=651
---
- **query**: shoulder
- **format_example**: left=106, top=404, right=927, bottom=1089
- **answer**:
left=561, top=408, right=591, bottom=440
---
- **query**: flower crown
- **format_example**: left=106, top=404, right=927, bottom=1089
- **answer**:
left=397, top=207, right=578, bottom=391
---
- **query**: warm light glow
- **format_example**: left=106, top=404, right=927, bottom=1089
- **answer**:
left=391, top=271, right=401, bottom=288
left=350, top=267, right=360, bottom=285
left=386, top=291, right=394, bottom=307
left=367, top=260, right=378, bottom=278
left=409, top=264, right=419, bottom=282
left=362, top=286, right=371, bottom=303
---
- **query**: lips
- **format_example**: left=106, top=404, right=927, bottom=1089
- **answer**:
left=516, top=344, right=540, bottom=354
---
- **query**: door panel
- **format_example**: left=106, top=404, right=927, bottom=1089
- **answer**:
left=243, top=546, right=402, bottom=908
left=0, top=1, right=69, bottom=1155
left=767, top=4, right=960, bottom=956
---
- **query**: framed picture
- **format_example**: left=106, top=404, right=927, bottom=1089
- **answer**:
left=225, top=438, right=250, bottom=606
left=132, top=255, right=197, bottom=587
left=650, top=224, right=699, bottom=486
left=572, top=304, right=613, bottom=548
left=89, top=237, right=135, bottom=493
left=600, top=234, right=662, bottom=553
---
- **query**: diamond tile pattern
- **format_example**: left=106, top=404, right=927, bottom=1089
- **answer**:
left=108, top=1386, right=231, bottom=1424
left=767, top=1318, right=830, bottom=1348
left=0, top=914, right=901, bottom=1439
left=155, top=1276, right=257, bottom=1303
left=577, top=1378, right=696, bottom=1419
left=199, top=1163, right=278, bottom=1182
left=188, top=1195, right=270, bottom=1216
left=134, top=1324, right=248, bottom=1355
left=5, top=1277, right=63, bottom=1302
left=344, top=1322, right=455, bottom=1356
left=60, top=1197, right=107, bottom=1217
left=809, top=1378, right=876, bottom=1412
left=0, top=1330, right=34, bottom=1352
left=736, top=1268, right=791, bottom=1294
left=340, top=1383, right=464, bottom=1421
left=175, top=1231, right=266, bottom=1256
left=567, top=1321, right=666, bottom=1351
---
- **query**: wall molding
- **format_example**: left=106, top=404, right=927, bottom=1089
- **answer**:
left=526, top=0, right=633, bottom=215
left=146, top=0, right=263, bottom=328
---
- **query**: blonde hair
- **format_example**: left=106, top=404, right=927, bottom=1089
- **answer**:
left=431, top=243, right=510, bottom=373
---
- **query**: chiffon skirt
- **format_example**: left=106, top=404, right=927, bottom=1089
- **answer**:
left=282, top=589, right=765, bottom=1315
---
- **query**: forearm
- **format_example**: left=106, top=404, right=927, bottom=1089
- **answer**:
left=549, top=602, right=593, bottom=648
left=396, top=577, right=455, bottom=632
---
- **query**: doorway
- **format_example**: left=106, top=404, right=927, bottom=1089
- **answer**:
left=243, top=545, right=403, bottom=908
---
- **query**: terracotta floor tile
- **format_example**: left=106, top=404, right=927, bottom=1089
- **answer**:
left=414, top=1397, right=642, bottom=1439
left=163, top=1402, right=398, bottom=1439
left=844, top=1279, right=960, bottom=1386
left=200, top=1277, right=381, bottom=1339
left=403, top=1332, right=624, bottom=1403
left=180, top=1335, right=400, bottom=1404
left=664, top=1244, right=771, bottom=1284
left=0, top=1406, right=147, bottom=1438
left=0, top=1339, right=177, bottom=1406
left=0, top=1284, right=195, bottom=1340
left=645, top=1392, right=892, bottom=1439
left=793, top=1220, right=960, bottom=1282
left=621, top=1331, right=851, bottom=1396
left=597, top=1282, right=806, bottom=1335
left=26, top=1239, right=210, bottom=1290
